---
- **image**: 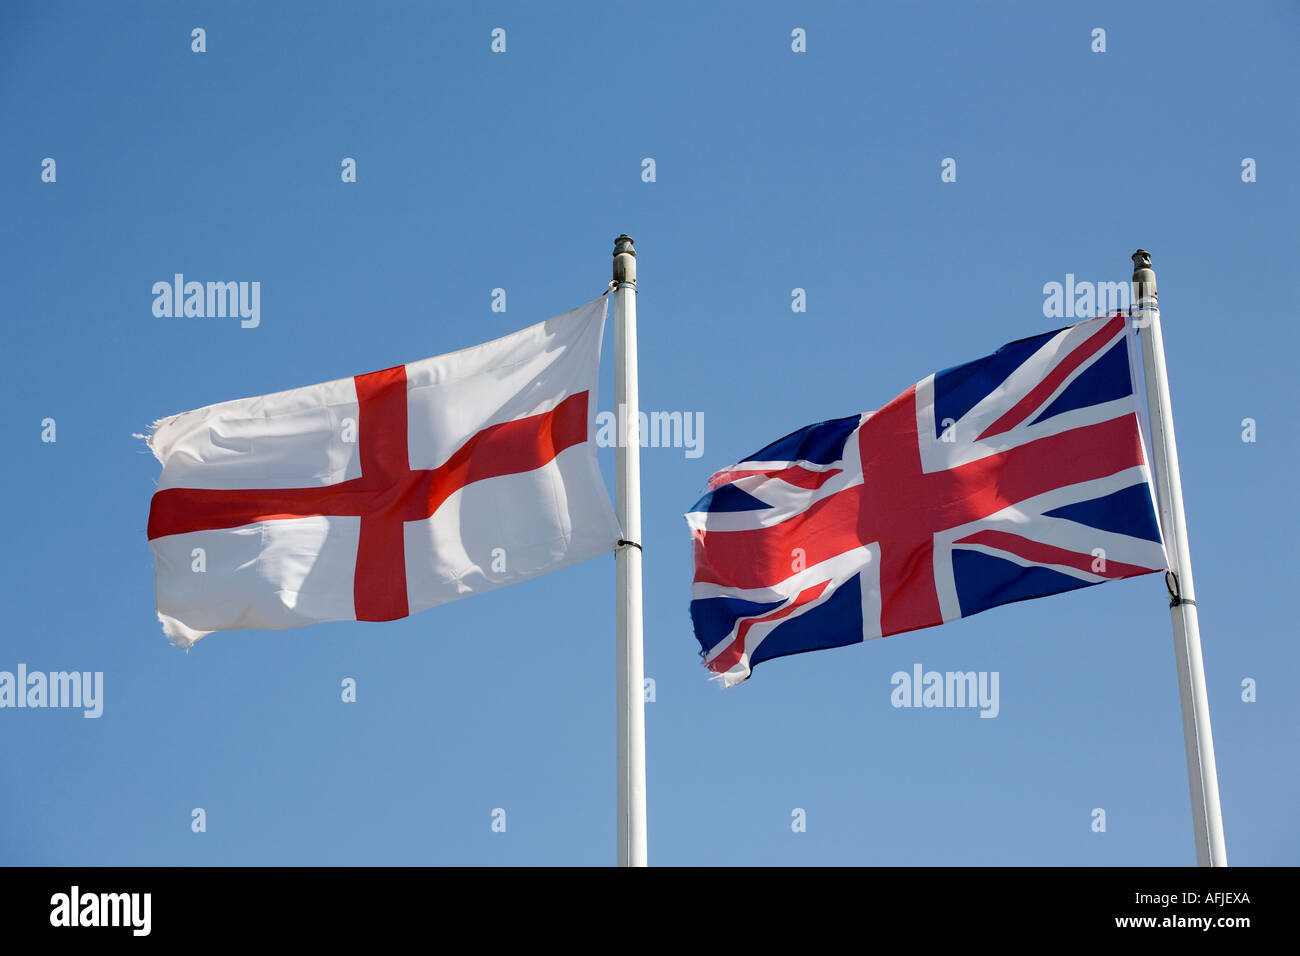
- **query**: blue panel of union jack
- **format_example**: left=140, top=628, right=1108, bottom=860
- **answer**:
left=686, top=313, right=1169, bottom=687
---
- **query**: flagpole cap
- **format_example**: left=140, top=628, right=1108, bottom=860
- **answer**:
left=1131, top=249, right=1157, bottom=307
left=613, top=234, right=636, bottom=285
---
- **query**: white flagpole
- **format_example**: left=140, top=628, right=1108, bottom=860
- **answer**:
left=612, top=234, right=648, bottom=866
left=1130, top=249, right=1227, bottom=866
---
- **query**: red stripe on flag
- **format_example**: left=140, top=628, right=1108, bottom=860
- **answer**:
left=709, top=466, right=843, bottom=491
left=952, top=528, right=1161, bottom=579
left=352, top=366, right=414, bottom=622
left=976, top=314, right=1125, bottom=442
left=706, top=580, right=830, bottom=675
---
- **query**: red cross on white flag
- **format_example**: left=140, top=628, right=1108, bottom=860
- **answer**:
left=145, top=298, right=620, bottom=647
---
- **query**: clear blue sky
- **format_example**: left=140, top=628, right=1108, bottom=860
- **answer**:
left=2, top=0, right=1295, bottom=866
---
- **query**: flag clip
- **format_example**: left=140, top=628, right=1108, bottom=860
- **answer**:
left=617, top=539, right=643, bottom=552
left=1165, top=571, right=1196, bottom=609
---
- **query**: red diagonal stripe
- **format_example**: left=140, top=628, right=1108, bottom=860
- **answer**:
left=953, top=528, right=1161, bottom=579
left=977, top=314, right=1125, bottom=441
left=709, top=466, right=842, bottom=491
left=706, top=580, right=830, bottom=674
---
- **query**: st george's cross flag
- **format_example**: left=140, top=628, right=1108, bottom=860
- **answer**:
left=686, top=312, right=1170, bottom=687
left=146, top=298, right=620, bottom=647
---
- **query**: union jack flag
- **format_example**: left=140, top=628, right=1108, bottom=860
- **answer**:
left=686, top=313, right=1169, bottom=686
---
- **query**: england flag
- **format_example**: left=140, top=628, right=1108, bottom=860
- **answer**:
left=146, top=298, right=620, bottom=647
left=686, top=312, right=1169, bottom=687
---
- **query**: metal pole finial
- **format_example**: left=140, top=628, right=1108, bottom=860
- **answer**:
left=1132, top=248, right=1157, bottom=307
left=613, top=234, right=636, bottom=285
